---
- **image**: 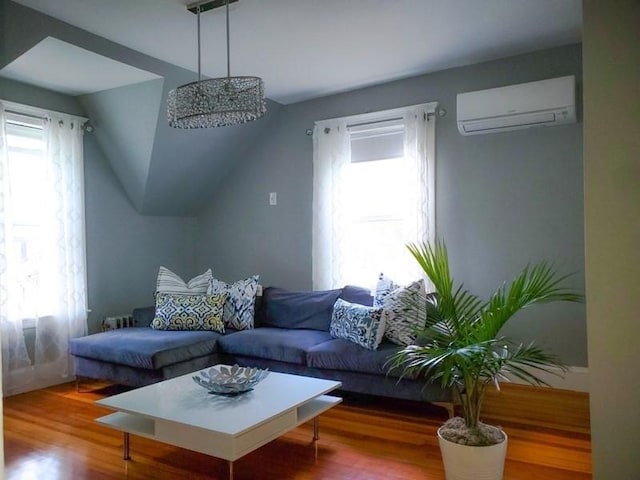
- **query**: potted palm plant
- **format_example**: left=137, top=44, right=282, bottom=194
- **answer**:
left=388, top=240, right=583, bottom=480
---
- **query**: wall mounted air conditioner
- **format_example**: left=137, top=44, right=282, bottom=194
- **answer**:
left=456, top=75, right=576, bottom=135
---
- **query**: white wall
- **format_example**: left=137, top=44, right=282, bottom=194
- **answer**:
left=583, top=0, right=640, bottom=477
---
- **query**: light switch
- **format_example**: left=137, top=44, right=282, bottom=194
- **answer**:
left=269, top=192, right=277, bottom=206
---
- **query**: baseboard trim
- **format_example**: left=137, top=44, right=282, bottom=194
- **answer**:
left=507, top=365, right=589, bottom=392
left=4, top=375, right=73, bottom=397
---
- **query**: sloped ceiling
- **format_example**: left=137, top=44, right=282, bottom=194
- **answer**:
left=1, top=0, right=281, bottom=215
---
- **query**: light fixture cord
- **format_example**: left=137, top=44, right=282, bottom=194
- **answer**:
left=226, top=0, right=231, bottom=79
left=197, top=5, right=202, bottom=83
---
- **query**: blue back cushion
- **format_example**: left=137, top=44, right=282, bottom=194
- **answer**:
left=262, top=287, right=341, bottom=331
left=133, top=306, right=155, bottom=327
left=340, top=285, right=374, bottom=306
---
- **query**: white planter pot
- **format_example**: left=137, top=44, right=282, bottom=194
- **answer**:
left=437, top=426, right=508, bottom=480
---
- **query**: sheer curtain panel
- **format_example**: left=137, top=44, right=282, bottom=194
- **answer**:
left=312, top=120, right=350, bottom=290
left=0, top=101, right=88, bottom=396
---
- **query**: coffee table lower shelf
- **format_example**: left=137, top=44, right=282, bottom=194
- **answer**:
left=97, top=394, right=341, bottom=478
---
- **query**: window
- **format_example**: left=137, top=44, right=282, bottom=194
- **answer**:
left=4, top=112, right=49, bottom=318
left=312, top=103, right=437, bottom=289
left=0, top=101, right=88, bottom=395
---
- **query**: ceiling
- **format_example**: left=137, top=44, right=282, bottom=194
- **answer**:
left=0, top=37, right=161, bottom=95
left=9, top=0, right=582, bottom=105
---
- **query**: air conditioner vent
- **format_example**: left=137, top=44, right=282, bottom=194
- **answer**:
left=457, top=76, right=576, bottom=135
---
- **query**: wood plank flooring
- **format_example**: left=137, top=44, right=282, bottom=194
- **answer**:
left=3, top=381, right=591, bottom=479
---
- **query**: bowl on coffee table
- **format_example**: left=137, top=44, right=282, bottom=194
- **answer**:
left=192, top=364, right=269, bottom=396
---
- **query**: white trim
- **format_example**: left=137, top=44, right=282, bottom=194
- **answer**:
left=3, top=374, right=74, bottom=397
left=506, top=366, right=589, bottom=392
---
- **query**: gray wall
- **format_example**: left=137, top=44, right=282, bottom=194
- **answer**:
left=83, top=135, right=196, bottom=330
left=1, top=78, right=196, bottom=333
left=195, top=44, right=587, bottom=366
left=78, top=79, right=165, bottom=212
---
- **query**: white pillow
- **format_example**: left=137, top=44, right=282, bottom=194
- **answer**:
left=156, top=266, right=212, bottom=295
left=374, top=273, right=399, bottom=308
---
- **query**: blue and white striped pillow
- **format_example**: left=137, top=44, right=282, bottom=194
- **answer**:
left=156, top=266, right=212, bottom=295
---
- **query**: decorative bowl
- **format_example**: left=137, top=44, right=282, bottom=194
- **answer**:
left=192, top=364, right=269, bottom=396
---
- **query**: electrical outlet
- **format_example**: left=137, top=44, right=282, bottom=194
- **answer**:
left=269, top=192, right=277, bottom=206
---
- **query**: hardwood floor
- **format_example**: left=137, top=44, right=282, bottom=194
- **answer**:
left=3, top=381, right=591, bottom=479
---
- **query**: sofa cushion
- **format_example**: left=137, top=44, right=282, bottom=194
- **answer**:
left=329, top=298, right=384, bottom=350
left=306, top=338, right=406, bottom=377
left=340, top=285, right=373, bottom=306
left=262, top=287, right=341, bottom=331
left=208, top=275, right=259, bottom=330
left=133, top=306, right=155, bottom=328
left=69, top=327, right=222, bottom=370
left=217, top=328, right=333, bottom=365
left=151, top=293, right=226, bottom=332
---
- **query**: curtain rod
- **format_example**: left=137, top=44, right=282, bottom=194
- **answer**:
left=306, top=112, right=436, bottom=136
left=314, top=101, right=438, bottom=127
left=1, top=99, right=89, bottom=122
left=5, top=108, right=90, bottom=123
left=4, top=107, right=94, bottom=132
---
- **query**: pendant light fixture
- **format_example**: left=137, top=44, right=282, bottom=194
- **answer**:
left=167, top=0, right=266, bottom=128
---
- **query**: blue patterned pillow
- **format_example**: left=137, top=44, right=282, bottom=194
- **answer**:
left=151, top=293, right=225, bottom=332
left=374, top=273, right=399, bottom=308
left=208, top=275, right=259, bottom=330
left=330, top=298, right=385, bottom=350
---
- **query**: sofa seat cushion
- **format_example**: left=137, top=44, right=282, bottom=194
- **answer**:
left=218, top=328, right=333, bottom=365
left=306, top=338, right=406, bottom=377
left=69, top=327, right=222, bottom=370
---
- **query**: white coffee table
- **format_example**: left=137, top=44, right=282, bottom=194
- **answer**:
left=95, top=366, right=342, bottom=479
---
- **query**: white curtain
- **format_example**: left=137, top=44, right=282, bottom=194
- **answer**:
left=402, top=105, right=436, bottom=289
left=312, top=120, right=350, bottom=290
left=0, top=102, right=88, bottom=396
left=312, top=103, right=436, bottom=290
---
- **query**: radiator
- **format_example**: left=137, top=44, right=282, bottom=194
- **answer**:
left=102, top=314, right=136, bottom=331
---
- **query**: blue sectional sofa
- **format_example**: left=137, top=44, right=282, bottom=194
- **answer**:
left=70, top=286, right=450, bottom=404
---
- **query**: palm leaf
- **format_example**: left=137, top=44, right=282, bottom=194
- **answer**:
left=390, top=240, right=583, bottom=428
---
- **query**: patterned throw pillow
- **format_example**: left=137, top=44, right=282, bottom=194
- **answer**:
left=330, top=298, right=385, bottom=350
left=208, top=275, right=259, bottom=330
left=374, top=273, right=399, bottom=308
left=156, top=266, right=212, bottom=295
left=382, top=279, right=426, bottom=346
left=151, top=293, right=226, bottom=332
